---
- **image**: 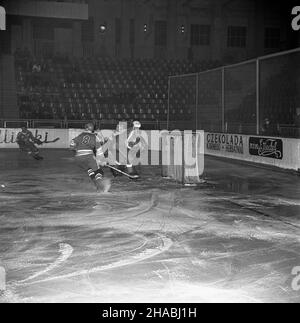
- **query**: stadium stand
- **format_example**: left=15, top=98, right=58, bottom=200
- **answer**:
left=13, top=49, right=300, bottom=137
left=14, top=49, right=220, bottom=125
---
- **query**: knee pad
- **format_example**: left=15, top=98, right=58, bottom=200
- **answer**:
left=88, top=169, right=96, bottom=180
left=95, top=168, right=104, bottom=181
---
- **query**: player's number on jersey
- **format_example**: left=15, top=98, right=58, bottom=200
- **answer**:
left=82, top=135, right=91, bottom=145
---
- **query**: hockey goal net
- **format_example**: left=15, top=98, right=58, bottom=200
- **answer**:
left=161, top=131, right=205, bottom=185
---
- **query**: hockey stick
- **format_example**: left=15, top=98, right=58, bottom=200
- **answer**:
left=36, top=137, right=60, bottom=145
left=44, top=137, right=60, bottom=144
left=106, top=164, right=139, bottom=180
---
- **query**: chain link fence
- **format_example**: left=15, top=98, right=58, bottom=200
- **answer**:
left=168, top=74, right=197, bottom=131
left=168, top=48, right=300, bottom=138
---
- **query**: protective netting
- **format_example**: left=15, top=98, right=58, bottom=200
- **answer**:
left=168, top=74, right=197, bottom=130
left=168, top=49, right=300, bottom=138
left=259, top=50, right=300, bottom=138
left=197, top=69, right=222, bottom=133
left=161, top=131, right=204, bottom=185
left=224, top=61, right=256, bottom=135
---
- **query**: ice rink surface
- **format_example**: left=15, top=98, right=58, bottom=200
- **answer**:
left=0, top=149, right=299, bottom=303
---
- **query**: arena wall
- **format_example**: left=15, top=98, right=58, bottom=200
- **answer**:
left=204, top=132, right=300, bottom=172
left=0, top=128, right=68, bottom=149
left=1, top=128, right=299, bottom=172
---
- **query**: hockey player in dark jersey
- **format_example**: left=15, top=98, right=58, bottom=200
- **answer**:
left=16, top=126, right=44, bottom=160
left=70, top=123, right=111, bottom=193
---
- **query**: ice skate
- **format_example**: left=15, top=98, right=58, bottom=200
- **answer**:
left=33, top=155, right=44, bottom=161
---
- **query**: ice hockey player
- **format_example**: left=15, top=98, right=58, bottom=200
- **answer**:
left=70, top=123, right=111, bottom=193
left=16, top=126, right=44, bottom=160
left=108, top=121, right=141, bottom=179
left=126, top=120, right=144, bottom=178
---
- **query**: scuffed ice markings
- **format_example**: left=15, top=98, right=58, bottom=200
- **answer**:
left=0, top=266, right=6, bottom=292
left=17, top=243, right=73, bottom=284
left=15, top=235, right=173, bottom=286
left=291, top=266, right=300, bottom=291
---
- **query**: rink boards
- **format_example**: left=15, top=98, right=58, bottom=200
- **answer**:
left=205, top=132, right=300, bottom=172
left=0, top=128, right=68, bottom=149
left=0, top=128, right=300, bottom=172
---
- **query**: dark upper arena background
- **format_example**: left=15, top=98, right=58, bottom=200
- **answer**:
left=0, top=0, right=299, bottom=135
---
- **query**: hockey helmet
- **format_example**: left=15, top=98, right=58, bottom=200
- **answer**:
left=85, top=123, right=95, bottom=132
left=133, top=121, right=141, bottom=128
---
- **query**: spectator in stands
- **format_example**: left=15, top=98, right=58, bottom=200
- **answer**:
left=261, top=118, right=272, bottom=136
left=31, top=61, right=42, bottom=87
left=261, top=117, right=280, bottom=137
left=32, top=62, right=41, bottom=73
